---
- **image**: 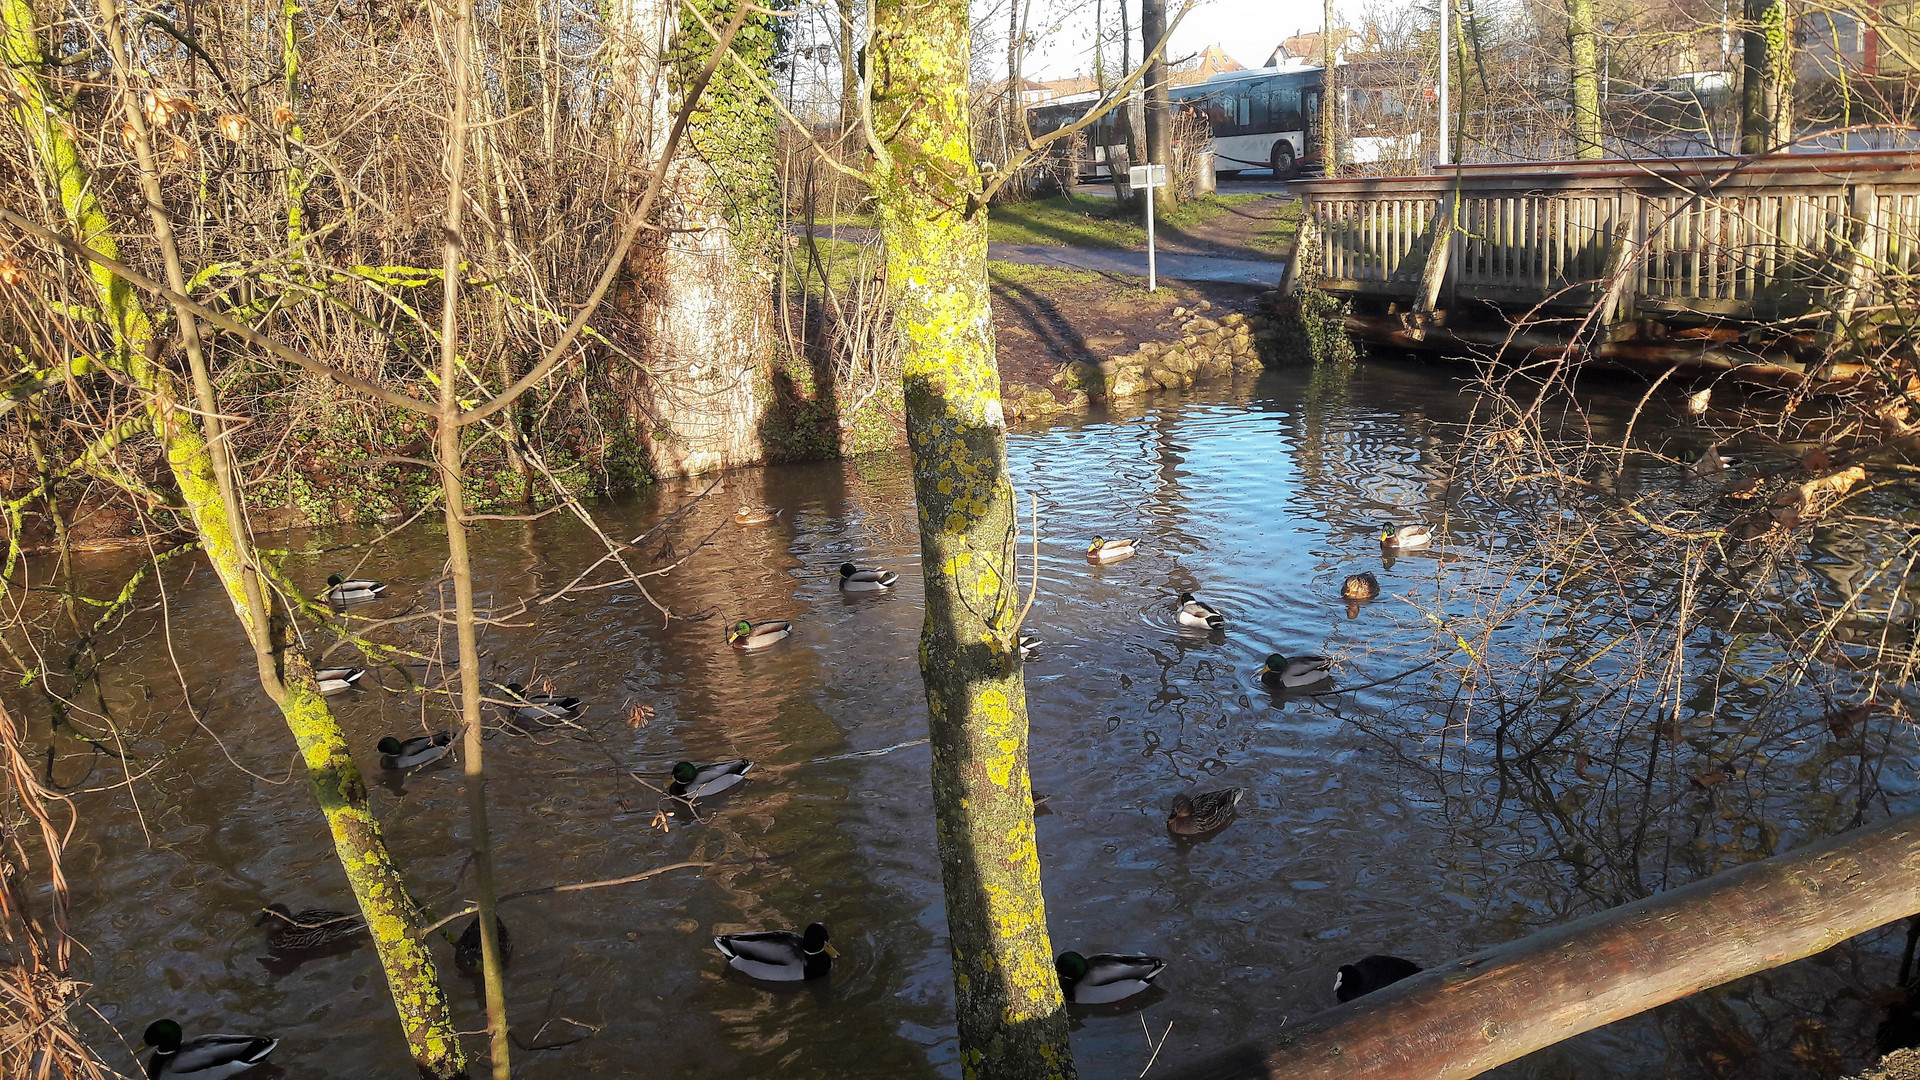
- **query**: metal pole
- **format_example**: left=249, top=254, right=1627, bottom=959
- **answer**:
left=1146, top=176, right=1157, bottom=291
left=1438, top=0, right=1450, bottom=166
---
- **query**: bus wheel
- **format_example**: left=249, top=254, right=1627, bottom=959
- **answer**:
left=1271, top=142, right=1297, bottom=180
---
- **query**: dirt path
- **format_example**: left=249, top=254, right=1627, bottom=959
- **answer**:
left=1150, top=194, right=1295, bottom=259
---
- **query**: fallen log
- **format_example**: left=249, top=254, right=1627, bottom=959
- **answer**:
left=1168, top=811, right=1920, bottom=1080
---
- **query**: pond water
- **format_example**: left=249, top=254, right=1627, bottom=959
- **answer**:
left=25, top=362, right=1919, bottom=1079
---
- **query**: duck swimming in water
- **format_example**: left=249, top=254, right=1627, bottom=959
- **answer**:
left=715, top=922, right=836, bottom=982
left=1055, top=951, right=1166, bottom=1004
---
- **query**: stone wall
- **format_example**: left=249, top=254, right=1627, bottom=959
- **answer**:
left=1003, top=308, right=1277, bottom=421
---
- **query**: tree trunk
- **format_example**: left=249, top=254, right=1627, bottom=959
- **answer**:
left=869, top=0, right=1074, bottom=1074
left=1168, top=811, right=1920, bottom=1080
left=1741, top=0, right=1794, bottom=153
left=614, top=0, right=775, bottom=479
left=436, top=0, right=512, bottom=1070
left=1140, top=0, right=1175, bottom=212
left=836, top=0, right=858, bottom=137
left=5, top=6, right=468, bottom=1074
left=1319, top=0, right=1338, bottom=175
left=1565, top=0, right=1602, bottom=158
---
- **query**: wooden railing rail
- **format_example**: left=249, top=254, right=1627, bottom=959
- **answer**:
left=1295, top=151, right=1920, bottom=323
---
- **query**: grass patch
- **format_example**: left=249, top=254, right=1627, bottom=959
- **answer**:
left=988, top=192, right=1264, bottom=249
left=1244, top=198, right=1304, bottom=256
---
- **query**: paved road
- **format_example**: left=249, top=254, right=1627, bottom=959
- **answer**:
left=795, top=225, right=1287, bottom=287
left=988, top=243, right=1284, bottom=286
left=1069, top=174, right=1298, bottom=197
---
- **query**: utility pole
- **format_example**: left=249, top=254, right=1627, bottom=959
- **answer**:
left=1437, top=0, right=1449, bottom=166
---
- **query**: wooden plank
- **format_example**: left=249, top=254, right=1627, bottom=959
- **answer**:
left=1166, top=811, right=1920, bottom=1080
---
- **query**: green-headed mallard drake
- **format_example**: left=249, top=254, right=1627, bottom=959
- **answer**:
left=1086, top=536, right=1139, bottom=562
left=256, top=903, right=367, bottom=952
left=670, top=758, right=753, bottom=800
left=728, top=620, right=791, bottom=651
left=1176, top=592, right=1225, bottom=630
left=1167, top=787, right=1244, bottom=836
left=314, top=667, right=364, bottom=695
left=1379, top=524, right=1432, bottom=550
left=454, top=914, right=512, bottom=975
left=1335, top=954, right=1423, bottom=1002
left=838, top=563, right=898, bottom=591
left=1056, top=951, right=1166, bottom=1004
left=1341, top=572, right=1380, bottom=601
left=141, top=1019, right=277, bottom=1080
left=322, top=573, right=386, bottom=604
left=735, top=506, right=779, bottom=526
left=501, top=683, right=582, bottom=725
left=377, top=731, right=452, bottom=770
left=1679, top=444, right=1732, bottom=477
left=1259, top=652, right=1332, bottom=689
left=715, top=922, right=835, bottom=982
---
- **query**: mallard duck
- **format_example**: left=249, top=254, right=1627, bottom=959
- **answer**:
left=1379, top=524, right=1432, bottom=550
left=501, top=683, right=583, bottom=725
left=322, top=573, right=386, bottom=604
left=1679, top=444, right=1731, bottom=477
left=728, top=620, right=792, bottom=651
left=314, top=667, right=364, bottom=695
left=1055, top=951, right=1166, bottom=1004
left=838, top=563, right=898, bottom=591
left=1334, top=954, right=1423, bottom=1002
left=256, top=903, right=367, bottom=952
left=1167, top=787, right=1244, bottom=836
left=670, top=758, right=753, bottom=800
left=454, top=915, right=512, bottom=975
left=714, top=922, right=835, bottom=982
left=1259, top=652, right=1332, bottom=689
left=735, top=506, right=779, bottom=526
left=141, top=1019, right=277, bottom=1080
left=1341, top=572, right=1380, bottom=601
left=1086, top=536, right=1139, bottom=562
left=376, top=731, right=452, bottom=770
left=1176, top=592, right=1225, bottom=630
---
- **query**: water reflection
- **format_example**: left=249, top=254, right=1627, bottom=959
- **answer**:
left=12, top=367, right=1918, bottom=1079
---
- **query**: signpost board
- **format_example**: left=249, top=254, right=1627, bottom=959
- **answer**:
left=1129, top=163, right=1168, bottom=291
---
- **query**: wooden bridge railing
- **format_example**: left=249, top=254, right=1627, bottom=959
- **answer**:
left=1292, top=151, right=1920, bottom=323
left=1167, top=811, right=1920, bottom=1080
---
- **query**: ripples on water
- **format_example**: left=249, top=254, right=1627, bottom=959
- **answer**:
left=25, top=363, right=1920, bottom=1079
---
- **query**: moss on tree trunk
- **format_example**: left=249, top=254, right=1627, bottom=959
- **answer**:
left=1741, top=0, right=1794, bottom=153
left=6, top=7, right=467, bottom=1072
left=1565, top=0, right=1602, bottom=159
left=869, top=0, right=1075, bottom=1076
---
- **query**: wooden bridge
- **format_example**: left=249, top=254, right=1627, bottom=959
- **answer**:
left=1283, top=151, right=1920, bottom=385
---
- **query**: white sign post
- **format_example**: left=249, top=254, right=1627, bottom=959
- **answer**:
left=1129, top=163, right=1168, bottom=291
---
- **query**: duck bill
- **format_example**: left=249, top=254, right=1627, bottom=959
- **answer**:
left=1256, top=665, right=1271, bottom=678
left=824, top=944, right=839, bottom=959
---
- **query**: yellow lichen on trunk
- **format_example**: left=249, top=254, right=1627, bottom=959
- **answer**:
left=6, top=9, right=467, bottom=1073
left=870, top=0, right=1075, bottom=1074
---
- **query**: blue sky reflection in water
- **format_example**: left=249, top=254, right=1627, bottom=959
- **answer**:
left=33, top=362, right=1920, bottom=1080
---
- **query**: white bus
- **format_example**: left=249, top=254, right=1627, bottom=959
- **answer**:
left=1026, top=62, right=1424, bottom=181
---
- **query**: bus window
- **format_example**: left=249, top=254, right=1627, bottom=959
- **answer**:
left=1204, top=94, right=1231, bottom=133
left=1236, top=89, right=1251, bottom=129
left=1303, top=88, right=1322, bottom=146
left=1250, top=80, right=1271, bottom=129
left=1275, top=86, right=1301, bottom=131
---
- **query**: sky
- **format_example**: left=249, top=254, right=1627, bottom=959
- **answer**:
left=1022, top=0, right=1335, bottom=80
